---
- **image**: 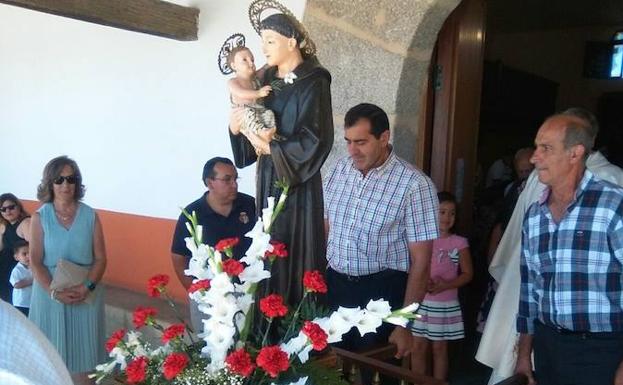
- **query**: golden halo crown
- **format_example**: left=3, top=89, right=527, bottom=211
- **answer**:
left=248, top=0, right=316, bottom=57
left=218, top=33, right=246, bottom=75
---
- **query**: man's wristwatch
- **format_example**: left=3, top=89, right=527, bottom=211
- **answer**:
left=84, top=279, right=97, bottom=291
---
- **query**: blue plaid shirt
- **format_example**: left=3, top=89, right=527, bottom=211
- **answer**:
left=324, top=151, right=439, bottom=276
left=517, top=170, right=623, bottom=334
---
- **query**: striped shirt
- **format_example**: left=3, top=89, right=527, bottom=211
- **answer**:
left=324, top=151, right=439, bottom=276
left=517, top=170, right=623, bottom=334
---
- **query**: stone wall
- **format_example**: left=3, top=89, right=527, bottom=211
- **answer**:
left=303, top=0, right=461, bottom=168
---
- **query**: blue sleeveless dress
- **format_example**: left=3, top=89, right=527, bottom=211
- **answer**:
left=29, top=202, right=105, bottom=373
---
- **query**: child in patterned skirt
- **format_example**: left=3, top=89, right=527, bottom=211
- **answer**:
left=411, top=191, right=473, bottom=380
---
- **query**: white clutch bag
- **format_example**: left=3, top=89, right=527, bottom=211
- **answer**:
left=50, top=259, right=94, bottom=304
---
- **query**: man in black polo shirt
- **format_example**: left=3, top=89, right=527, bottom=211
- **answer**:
left=171, top=157, right=256, bottom=330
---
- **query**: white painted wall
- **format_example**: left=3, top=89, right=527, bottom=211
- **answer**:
left=0, top=0, right=306, bottom=219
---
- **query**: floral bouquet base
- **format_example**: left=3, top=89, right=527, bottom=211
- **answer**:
left=94, top=183, right=420, bottom=385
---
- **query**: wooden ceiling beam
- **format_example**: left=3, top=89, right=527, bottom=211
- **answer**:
left=0, top=0, right=199, bottom=41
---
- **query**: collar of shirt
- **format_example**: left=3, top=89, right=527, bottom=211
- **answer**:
left=348, top=146, right=397, bottom=179
left=202, top=191, right=244, bottom=218
left=538, top=169, right=593, bottom=207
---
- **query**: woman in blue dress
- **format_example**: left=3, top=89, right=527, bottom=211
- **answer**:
left=29, top=155, right=107, bottom=385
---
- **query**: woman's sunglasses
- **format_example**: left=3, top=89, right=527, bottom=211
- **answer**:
left=0, top=204, right=16, bottom=213
left=53, top=175, right=78, bottom=185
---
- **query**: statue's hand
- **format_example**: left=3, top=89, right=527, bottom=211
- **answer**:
left=258, top=127, right=276, bottom=143
left=257, top=85, right=272, bottom=98
left=229, top=107, right=245, bottom=135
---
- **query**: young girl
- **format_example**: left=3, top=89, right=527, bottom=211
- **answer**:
left=411, top=191, right=473, bottom=381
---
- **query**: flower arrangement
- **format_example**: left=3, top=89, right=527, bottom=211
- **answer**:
left=93, top=183, right=420, bottom=385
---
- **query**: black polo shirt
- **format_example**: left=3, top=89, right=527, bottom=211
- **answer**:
left=171, top=192, right=256, bottom=260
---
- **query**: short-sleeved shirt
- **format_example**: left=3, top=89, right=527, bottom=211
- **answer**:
left=9, top=263, right=32, bottom=308
left=171, top=192, right=256, bottom=260
left=324, top=151, right=439, bottom=276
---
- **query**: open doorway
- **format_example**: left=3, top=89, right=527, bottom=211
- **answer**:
left=420, top=0, right=623, bottom=383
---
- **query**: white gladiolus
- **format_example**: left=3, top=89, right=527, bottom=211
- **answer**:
left=262, top=196, right=275, bottom=232
left=239, top=260, right=271, bottom=284
left=244, top=220, right=272, bottom=258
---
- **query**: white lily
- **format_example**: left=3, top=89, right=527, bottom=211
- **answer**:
left=95, top=360, right=117, bottom=375
left=365, top=299, right=392, bottom=319
left=239, top=260, right=271, bottom=284
left=336, top=306, right=364, bottom=327
left=281, top=332, right=307, bottom=356
left=109, top=346, right=129, bottom=369
left=315, top=314, right=353, bottom=344
left=399, top=302, right=420, bottom=314
left=234, top=281, right=253, bottom=294
left=262, top=196, right=275, bottom=232
left=384, top=316, right=408, bottom=328
left=355, top=310, right=384, bottom=336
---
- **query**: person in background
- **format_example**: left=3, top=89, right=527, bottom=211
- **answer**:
left=476, top=108, right=623, bottom=384
left=171, top=157, right=256, bottom=331
left=9, top=240, right=32, bottom=317
left=0, top=193, right=31, bottom=303
left=29, top=155, right=106, bottom=385
left=411, top=192, right=473, bottom=381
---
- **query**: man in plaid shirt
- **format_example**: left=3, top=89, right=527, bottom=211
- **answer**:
left=324, top=103, right=438, bottom=359
left=516, top=111, right=623, bottom=385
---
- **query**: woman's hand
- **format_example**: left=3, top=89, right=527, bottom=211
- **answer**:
left=67, top=284, right=90, bottom=302
left=53, top=288, right=83, bottom=304
left=229, top=107, right=245, bottom=135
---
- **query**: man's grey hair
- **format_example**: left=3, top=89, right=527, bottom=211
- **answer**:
left=559, top=107, right=599, bottom=159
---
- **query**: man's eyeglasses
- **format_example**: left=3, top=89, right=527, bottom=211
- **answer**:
left=0, top=204, right=16, bottom=213
left=53, top=175, right=78, bottom=185
left=211, top=176, right=240, bottom=184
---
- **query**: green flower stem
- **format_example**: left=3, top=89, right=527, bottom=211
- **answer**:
left=283, top=291, right=308, bottom=341
left=261, top=317, right=273, bottom=347
left=163, top=292, right=196, bottom=343
left=239, top=283, right=258, bottom=343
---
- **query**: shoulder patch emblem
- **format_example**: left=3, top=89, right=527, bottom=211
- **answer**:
left=239, top=211, right=249, bottom=224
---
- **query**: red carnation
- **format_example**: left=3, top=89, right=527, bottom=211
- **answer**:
left=147, top=274, right=170, bottom=297
left=215, top=237, right=240, bottom=255
left=133, top=306, right=158, bottom=329
left=256, top=345, right=289, bottom=378
left=222, top=259, right=244, bottom=276
left=264, top=240, right=288, bottom=260
left=259, top=294, right=288, bottom=318
left=163, top=352, right=189, bottom=380
left=188, top=279, right=211, bottom=294
left=225, top=348, right=256, bottom=377
left=302, top=321, right=328, bottom=351
left=161, top=323, right=186, bottom=344
left=126, top=356, right=148, bottom=384
left=303, top=270, right=328, bottom=293
left=105, top=328, right=126, bottom=353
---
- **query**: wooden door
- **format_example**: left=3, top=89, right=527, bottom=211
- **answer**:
left=419, top=0, right=486, bottom=232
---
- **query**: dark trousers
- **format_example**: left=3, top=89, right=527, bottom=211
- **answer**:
left=327, top=267, right=407, bottom=385
left=534, top=321, right=623, bottom=385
